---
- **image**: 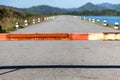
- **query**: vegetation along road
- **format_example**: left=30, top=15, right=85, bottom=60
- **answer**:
left=0, top=15, right=120, bottom=80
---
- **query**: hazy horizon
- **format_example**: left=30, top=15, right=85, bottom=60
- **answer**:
left=0, top=0, right=120, bottom=8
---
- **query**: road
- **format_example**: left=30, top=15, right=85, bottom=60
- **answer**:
left=0, top=15, right=120, bottom=80
left=11, top=15, right=118, bottom=33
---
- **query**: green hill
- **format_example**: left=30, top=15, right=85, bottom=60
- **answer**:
left=77, top=2, right=105, bottom=11
left=15, top=5, right=67, bottom=14
left=0, top=6, right=43, bottom=33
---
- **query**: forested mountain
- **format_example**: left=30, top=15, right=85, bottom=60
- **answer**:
left=12, top=2, right=120, bottom=14
left=15, top=5, right=68, bottom=14
left=77, top=2, right=120, bottom=11
left=77, top=2, right=105, bottom=11
left=98, top=3, right=120, bottom=11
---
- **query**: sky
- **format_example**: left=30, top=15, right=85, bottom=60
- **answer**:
left=0, top=0, right=120, bottom=8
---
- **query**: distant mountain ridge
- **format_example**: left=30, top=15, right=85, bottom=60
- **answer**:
left=1, top=2, right=120, bottom=14
left=97, top=3, right=114, bottom=8
left=13, top=5, right=68, bottom=14
left=78, top=2, right=120, bottom=11
left=77, top=2, right=105, bottom=11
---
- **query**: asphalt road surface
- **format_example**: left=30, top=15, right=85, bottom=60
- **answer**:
left=0, top=15, right=120, bottom=80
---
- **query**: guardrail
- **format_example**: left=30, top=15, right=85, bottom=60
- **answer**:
left=0, top=32, right=120, bottom=41
left=80, top=16, right=120, bottom=30
left=15, top=16, right=56, bottom=30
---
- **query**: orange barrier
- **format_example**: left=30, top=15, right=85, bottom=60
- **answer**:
left=7, top=33, right=69, bottom=40
left=8, top=33, right=69, bottom=38
left=0, top=32, right=120, bottom=41
left=71, top=33, right=88, bottom=40
left=0, top=34, right=8, bottom=40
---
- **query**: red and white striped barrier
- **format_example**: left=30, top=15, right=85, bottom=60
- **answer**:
left=0, top=32, right=120, bottom=41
